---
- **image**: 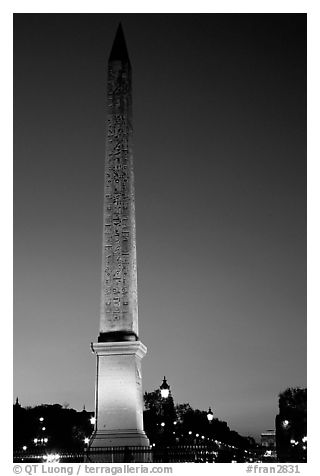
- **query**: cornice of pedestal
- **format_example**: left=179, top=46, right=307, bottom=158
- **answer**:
left=91, top=340, right=147, bottom=359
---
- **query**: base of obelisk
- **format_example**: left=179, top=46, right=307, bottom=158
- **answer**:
left=87, top=340, right=151, bottom=462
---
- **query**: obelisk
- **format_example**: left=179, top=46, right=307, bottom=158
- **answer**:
left=89, top=24, right=150, bottom=454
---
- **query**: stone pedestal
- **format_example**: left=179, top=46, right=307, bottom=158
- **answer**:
left=88, top=341, right=150, bottom=461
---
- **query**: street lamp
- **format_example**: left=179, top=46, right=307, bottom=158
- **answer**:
left=160, top=376, right=170, bottom=399
left=159, top=376, right=177, bottom=445
left=207, top=407, right=214, bottom=422
left=90, top=416, right=96, bottom=425
left=282, top=419, right=289, bottom=428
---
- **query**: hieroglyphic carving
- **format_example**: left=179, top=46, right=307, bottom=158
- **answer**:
left=100, top=60, right=138, bottom=335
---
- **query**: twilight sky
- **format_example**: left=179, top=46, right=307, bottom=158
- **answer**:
left=13, top=13, right=306, bottom=439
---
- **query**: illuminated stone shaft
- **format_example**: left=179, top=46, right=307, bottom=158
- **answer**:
left=99, top=25, right=138, bottom=341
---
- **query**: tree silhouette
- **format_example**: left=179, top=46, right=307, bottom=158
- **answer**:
left=276, top=387, right=307, bottom=462
left=13, top=403, right=93, bottom=451
left=143, top=390, right=256, bottom=452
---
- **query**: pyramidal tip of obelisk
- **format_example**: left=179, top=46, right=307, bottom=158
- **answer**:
left=109, top=23, right=130, bottom=63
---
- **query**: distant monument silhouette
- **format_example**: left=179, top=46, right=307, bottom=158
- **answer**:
left=88, top=24, right=150, bottom=460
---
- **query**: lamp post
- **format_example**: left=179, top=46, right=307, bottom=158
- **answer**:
left=282, top=419, right=289, bottom=428
left=159, top=377, right=177, bottom=445
left=159, top=377, right=170, bottom=443
left=160, top=377, right=170, bottom=399
left=207, top=407, right=214, bottom=423
left=206, top=407, right=215, bottom=456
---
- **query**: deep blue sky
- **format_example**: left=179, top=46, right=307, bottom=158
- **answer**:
left=13, top=13, right=306, bottom=439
